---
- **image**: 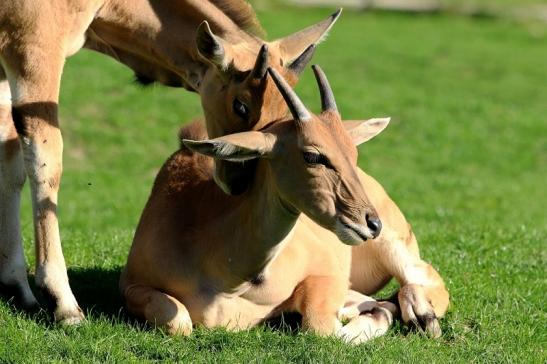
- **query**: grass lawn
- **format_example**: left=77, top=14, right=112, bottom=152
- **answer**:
left=0, top=5, right=545, bottom=363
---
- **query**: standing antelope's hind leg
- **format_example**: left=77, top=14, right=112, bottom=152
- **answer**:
left=1, top=45, right=83, bottom=324
left=0, top=77, right=38, bottom=310
left=123, top=285, right=193, bottom=336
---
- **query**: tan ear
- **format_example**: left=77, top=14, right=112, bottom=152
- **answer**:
left=183, top=131, right=275, bottom=162
left=196, top=21, right=229, bottom=69
left=344, top=118, right=390, bottom=146
left=274, top=9, right=342, bottom=74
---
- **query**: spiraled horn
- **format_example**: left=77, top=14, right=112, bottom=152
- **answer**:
left=311, top=65, right=338, bottom=114
left=267, top=68, right=311, bottom=122
left=250, top=44, right=269, bottom=80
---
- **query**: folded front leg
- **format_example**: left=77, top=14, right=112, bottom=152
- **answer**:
left=123, top=284, right=193, bottom=336
left=397, top=261, right=449, bottom=338
left=291, top=276, right=347, bottom=336
left=337, top=290, right=397, bottom=344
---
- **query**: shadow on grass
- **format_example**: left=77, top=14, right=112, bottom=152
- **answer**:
left=69, top=266, right=307, bottom=335
left=2, top=267, right=413, bottom=338
left=67, top=266, right=128, bottom=320
left=0, top=266, right=140, bottom=328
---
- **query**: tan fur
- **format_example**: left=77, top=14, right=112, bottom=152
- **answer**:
left=0, top=1, right=339, bottom=323
left=120, top=75, right=390, bottom=341
left=349, top=170, right=449, bottom=337
left=0, top=80, right=38, bottom=310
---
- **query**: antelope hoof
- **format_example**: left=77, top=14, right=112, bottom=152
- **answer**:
left=409, top=312, right=441, bottom=339
left=163, top=318, right=193, bottom=337
left=55, top=305, right=85, bottom=326
left=399, top=284, right=442, bottom=338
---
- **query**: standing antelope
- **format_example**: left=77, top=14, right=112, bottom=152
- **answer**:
left=120, top=66, right=396, bottom=341
left=0, top=1, right=341, bottom=324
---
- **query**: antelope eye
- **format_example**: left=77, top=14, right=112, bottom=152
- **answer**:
left=303, top=151, right=330, bottom=167
left=233, top=98, right=249, bottom=119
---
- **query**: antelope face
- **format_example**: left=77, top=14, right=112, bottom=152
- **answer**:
left=183, top=66, right=389, bottom=246
left=266, top=67, right=389, bottom=245
left=195, top=11, right=341, bottom=195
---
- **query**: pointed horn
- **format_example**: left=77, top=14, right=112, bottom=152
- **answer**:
left=267, top=68, right=311, bottom=122
left=287, top=44, right=316, bottom=75
left=250, top=44, right=269, bottom=80
left=311, top=65, right=338, bottom=114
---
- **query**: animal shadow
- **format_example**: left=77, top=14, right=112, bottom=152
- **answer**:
left=67, top=266, right=130, bottom=321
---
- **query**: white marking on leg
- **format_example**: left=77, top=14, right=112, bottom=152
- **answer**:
left=22, top=138, right=81, bottom=321
left=337, top=307, right=393, bottom=345
left=403, top=264, right=433, bottom=287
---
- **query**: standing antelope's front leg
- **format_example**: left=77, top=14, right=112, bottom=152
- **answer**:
left=1, top=48, right=83, bottom=324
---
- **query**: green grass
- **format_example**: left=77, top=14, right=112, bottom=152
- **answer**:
left=1, top=6, right=546, bottom=363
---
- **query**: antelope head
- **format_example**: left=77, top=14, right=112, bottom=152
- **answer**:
left=195, top=10, right=342, bottom=195
left=184, top=66, right=390, bottom=245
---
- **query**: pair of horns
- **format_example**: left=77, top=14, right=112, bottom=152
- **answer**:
left=268, top=65, right=338, bottom=122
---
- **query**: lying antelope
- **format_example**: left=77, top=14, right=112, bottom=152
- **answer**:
left=0, top=0, right=341, bottom=323
left=120, top=66, right=397, bottom=341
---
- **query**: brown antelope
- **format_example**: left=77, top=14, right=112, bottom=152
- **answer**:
left=120, top=66, right=398, bottom=341
left=121, top=65, right=450, bottom=342
left=0, top=1, right=341, bottom=324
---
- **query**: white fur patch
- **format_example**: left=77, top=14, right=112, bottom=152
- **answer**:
left=337, top=307, right=393, bottom=345
left=335, top=219, right=372, bottom=246
left=404, top=264, right=433, bottom=287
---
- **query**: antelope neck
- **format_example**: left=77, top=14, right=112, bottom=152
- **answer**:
left=207, top=160, right=300, bottom=285
left=88, top=0, right=256, bottom=89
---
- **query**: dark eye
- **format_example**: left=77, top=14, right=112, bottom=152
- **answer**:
left=303, top=151, right=330, bottom=167
left=233, top=98, right=249, bottom=119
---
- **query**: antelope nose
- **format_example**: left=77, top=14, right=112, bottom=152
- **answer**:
left=366, top=216, right=382, bottom=238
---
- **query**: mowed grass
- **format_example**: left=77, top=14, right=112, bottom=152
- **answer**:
left=1, top=6, right=546, bottom=363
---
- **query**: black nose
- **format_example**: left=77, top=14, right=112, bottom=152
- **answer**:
left=366, top=215, right=382, bottom=238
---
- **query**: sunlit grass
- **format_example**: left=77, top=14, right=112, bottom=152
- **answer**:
left=1, top=6, right=545, bottom=363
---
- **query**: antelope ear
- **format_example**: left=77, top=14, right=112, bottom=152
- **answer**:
left=275, top=9, right=342, bottom=75
left=344, top=118, right=391, bottom=146
left=183, top=131, right=276, bottom=162
left=196, top=21, right=228, bottom=69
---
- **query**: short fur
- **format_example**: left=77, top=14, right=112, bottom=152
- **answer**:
left=120, top=73, right=398, bottom=342
left=0, top=1, right=340, bottom=323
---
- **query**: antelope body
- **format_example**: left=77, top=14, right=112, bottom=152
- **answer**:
left=122, top=66, right=450, bottom=342
left=0, top=0, right=340, bottom=323
left=120, top=67, right=397, bottom=340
